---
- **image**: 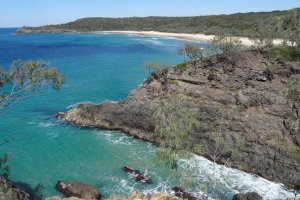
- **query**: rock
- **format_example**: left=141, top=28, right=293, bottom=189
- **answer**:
left=232, top=192, right=263, bottom=200
left=55, top=181, right=101, bottom=200
left=46, top=197, right=84, bottom=200
left=172, top=186, right=197, bottom=200
left=56, top=112, right=66, bottom=119
left=128, top=191, right=144, bottom=200
left=287, top=197, right=300, bottom=200
left=62, top=50, right=300, bottom=188
left=122, top=166, right=151, bottom=183
left=0, top=178, right=31, bottom=200
left=149, top=193, right=169, bottom=200
left=108, top=196, right=128, bottom=200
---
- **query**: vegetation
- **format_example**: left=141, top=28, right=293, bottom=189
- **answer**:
left=143, top=61, right=168, bottom=74
left=268, top=46, right=300, bottom=61
left=151, top=94, right=199, bottom=171
left=20, top=8, right=300, bottom=40
left=282, top=74, right=300, bottom=105
left=178, top=43, right=204, bottom=62
left=0, top=60, right=64, bottom=110
left=279, top=9, right=300, bottom=48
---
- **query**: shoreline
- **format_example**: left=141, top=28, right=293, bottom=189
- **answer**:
left=93, top=30, right=286, bottom=46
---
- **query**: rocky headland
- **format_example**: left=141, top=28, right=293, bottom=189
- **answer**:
left=59, top=50, right=300, bottom=189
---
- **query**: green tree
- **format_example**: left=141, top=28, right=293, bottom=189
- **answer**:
left=209, top=36, right=243, bottom=56
left=280, top=9, right=300, bottom=48
left=0, top=60, right=64, bottom=110
left=151, top=93, right=199, bottom=171
left=178, top=43, right=204, bottom=63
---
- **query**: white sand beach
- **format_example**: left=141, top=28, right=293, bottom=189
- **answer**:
left=95, top=31, right=286, bottom=46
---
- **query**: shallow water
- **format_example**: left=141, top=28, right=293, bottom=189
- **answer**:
left=0, top=28, right=295, bottom=199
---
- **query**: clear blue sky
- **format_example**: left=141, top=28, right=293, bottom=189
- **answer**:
left=1, top=0, right=299, bottom=27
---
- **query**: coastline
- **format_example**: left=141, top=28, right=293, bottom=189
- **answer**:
left=93, top=30, right=285, bottom=46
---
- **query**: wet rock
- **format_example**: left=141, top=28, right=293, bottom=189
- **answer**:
left=55, top=181, right=101, bottom=200
left=56, top=112, right=66, bottom=119
left=172, top=186, right=197, bottom=200
left=122, top=166, right=151, bottom=183
left=232, top=192, right=262, bottom=200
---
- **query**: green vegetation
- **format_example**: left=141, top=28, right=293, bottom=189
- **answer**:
left=178, top=43, right=204, bottom=62
left=151, top=94, right=199, bottom=171
left=20, top=8, right=300, bottom=40
left=143, top=61, right=168, bottom=74
left=0, top=60, right=64, bottom=110
left=282, top=74, right=300, bottom=104
left=174, top=63, right=187, bottom=71
left=268, top=46, right=300, bottom=61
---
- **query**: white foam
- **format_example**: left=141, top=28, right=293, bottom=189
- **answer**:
left=177, top=154, right=296, bottom=200
left=38, top=121, right=57, bottom=128
left=66, top=101, right=96, bottom=109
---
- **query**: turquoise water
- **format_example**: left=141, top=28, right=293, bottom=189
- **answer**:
left=0, top=29, right=295, bottom=200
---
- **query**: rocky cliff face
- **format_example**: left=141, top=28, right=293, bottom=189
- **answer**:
left=0, top=178, right=31, bottom=200
left=61, top=50, right=300, bottom=188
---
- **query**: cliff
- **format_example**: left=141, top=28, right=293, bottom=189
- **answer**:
left=60, top=50, right=300, bottom=188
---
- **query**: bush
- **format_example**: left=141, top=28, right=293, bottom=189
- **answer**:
left=268, top=47, right=300, bottom=61
left=174, top=63, right=187, bottom=71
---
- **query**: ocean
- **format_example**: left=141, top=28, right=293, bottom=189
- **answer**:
left=0, top=28, right=294, bottom=199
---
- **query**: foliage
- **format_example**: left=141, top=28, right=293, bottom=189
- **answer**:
left=174, top=63, right=187, bottom=71
left=143, top=61, right=168, bottom=74
left=0, top=60, right=64, bottom=110
left=0, top=153, right=10, bottom=179
left=151, top=93, right=199, bottom=170
left=282, top=74, right=300, bottom=104
left=178, top=43, right=204, bottom=62
left=21, top=9, right=300, bottom=39
left=209, top=36, right=243, bottom=56
left=268, top=47, right=300, bottom=61
left=279, top=9, right=300, bottom=48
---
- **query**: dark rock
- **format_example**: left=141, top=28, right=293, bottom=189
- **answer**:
left=122, top=166, right=151, bottom=184
left=172, top=186, right=198, bottom=200
left=62, top=50, right=300, bottom=188
left=56, top=112, right=66, bottom=119
left=0, top=178, right=31, bottom=200
left=232, top=192, right=263, bottom=200
left=55, top=181, right=101, bottom=199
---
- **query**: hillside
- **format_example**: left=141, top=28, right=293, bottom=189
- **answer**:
left=59, top=49, right=300, bottom=189
left=17, top=8, right=298, bottom=38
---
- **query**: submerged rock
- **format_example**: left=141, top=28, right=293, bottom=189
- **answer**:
left=55, top=181, right=101, bottom=200
left=0, top=178, right=31, bottom=200
left=232, top=192, right=263, bottom=200
left=62, top=50, right=300, bottom=188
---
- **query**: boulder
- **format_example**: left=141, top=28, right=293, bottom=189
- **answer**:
left=149, top=193, right=169, bottom=200
left=232, top=192, right=263, bottom=200
left=55, top=181, right=101, bottom=200
left=107, top=196, right=128, bottom=200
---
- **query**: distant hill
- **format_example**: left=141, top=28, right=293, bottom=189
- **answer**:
left=17, top=8, right=299, bottom=38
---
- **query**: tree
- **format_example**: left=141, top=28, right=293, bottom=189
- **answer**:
left=209, top=36, right=243, bottom=56
left=178, top=43, right=204, bottom=63
left=151, top=93, right=199, bottom=171
left=0, top=60, right=64, bottom=110
left=280, top=9, right=300, bottom=48
left=143, top=61, right=168, bottom=75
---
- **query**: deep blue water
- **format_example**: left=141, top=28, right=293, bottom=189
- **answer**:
left=0, top=28, right=294, bottom=199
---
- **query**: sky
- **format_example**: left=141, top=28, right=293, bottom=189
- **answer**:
left=0, top=0, right=299, bottom=27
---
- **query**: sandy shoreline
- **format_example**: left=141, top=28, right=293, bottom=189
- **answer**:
left=94, top=31, right=285, bottom=46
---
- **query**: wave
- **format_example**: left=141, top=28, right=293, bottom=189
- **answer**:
left=177, top=155, right=295, bottom=200
left=93, top=131, right=137, bottom=146
left=66, top=101, right=97, bottom=109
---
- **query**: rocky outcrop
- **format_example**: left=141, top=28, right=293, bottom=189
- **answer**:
left=122, top=166, right=151, bottom=183
left=46, top=197, right=84, bottom=200
left=55, top=181, right=101, bottom=200
left=108, top=191, right=170, bottom=200
left=232, top=192, right=263, bottom=200
left=60, top=50, right=300, bottom=188
left=172, top=186, right=197, bottom=200
left=0, top=178, right=31, bottom=200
